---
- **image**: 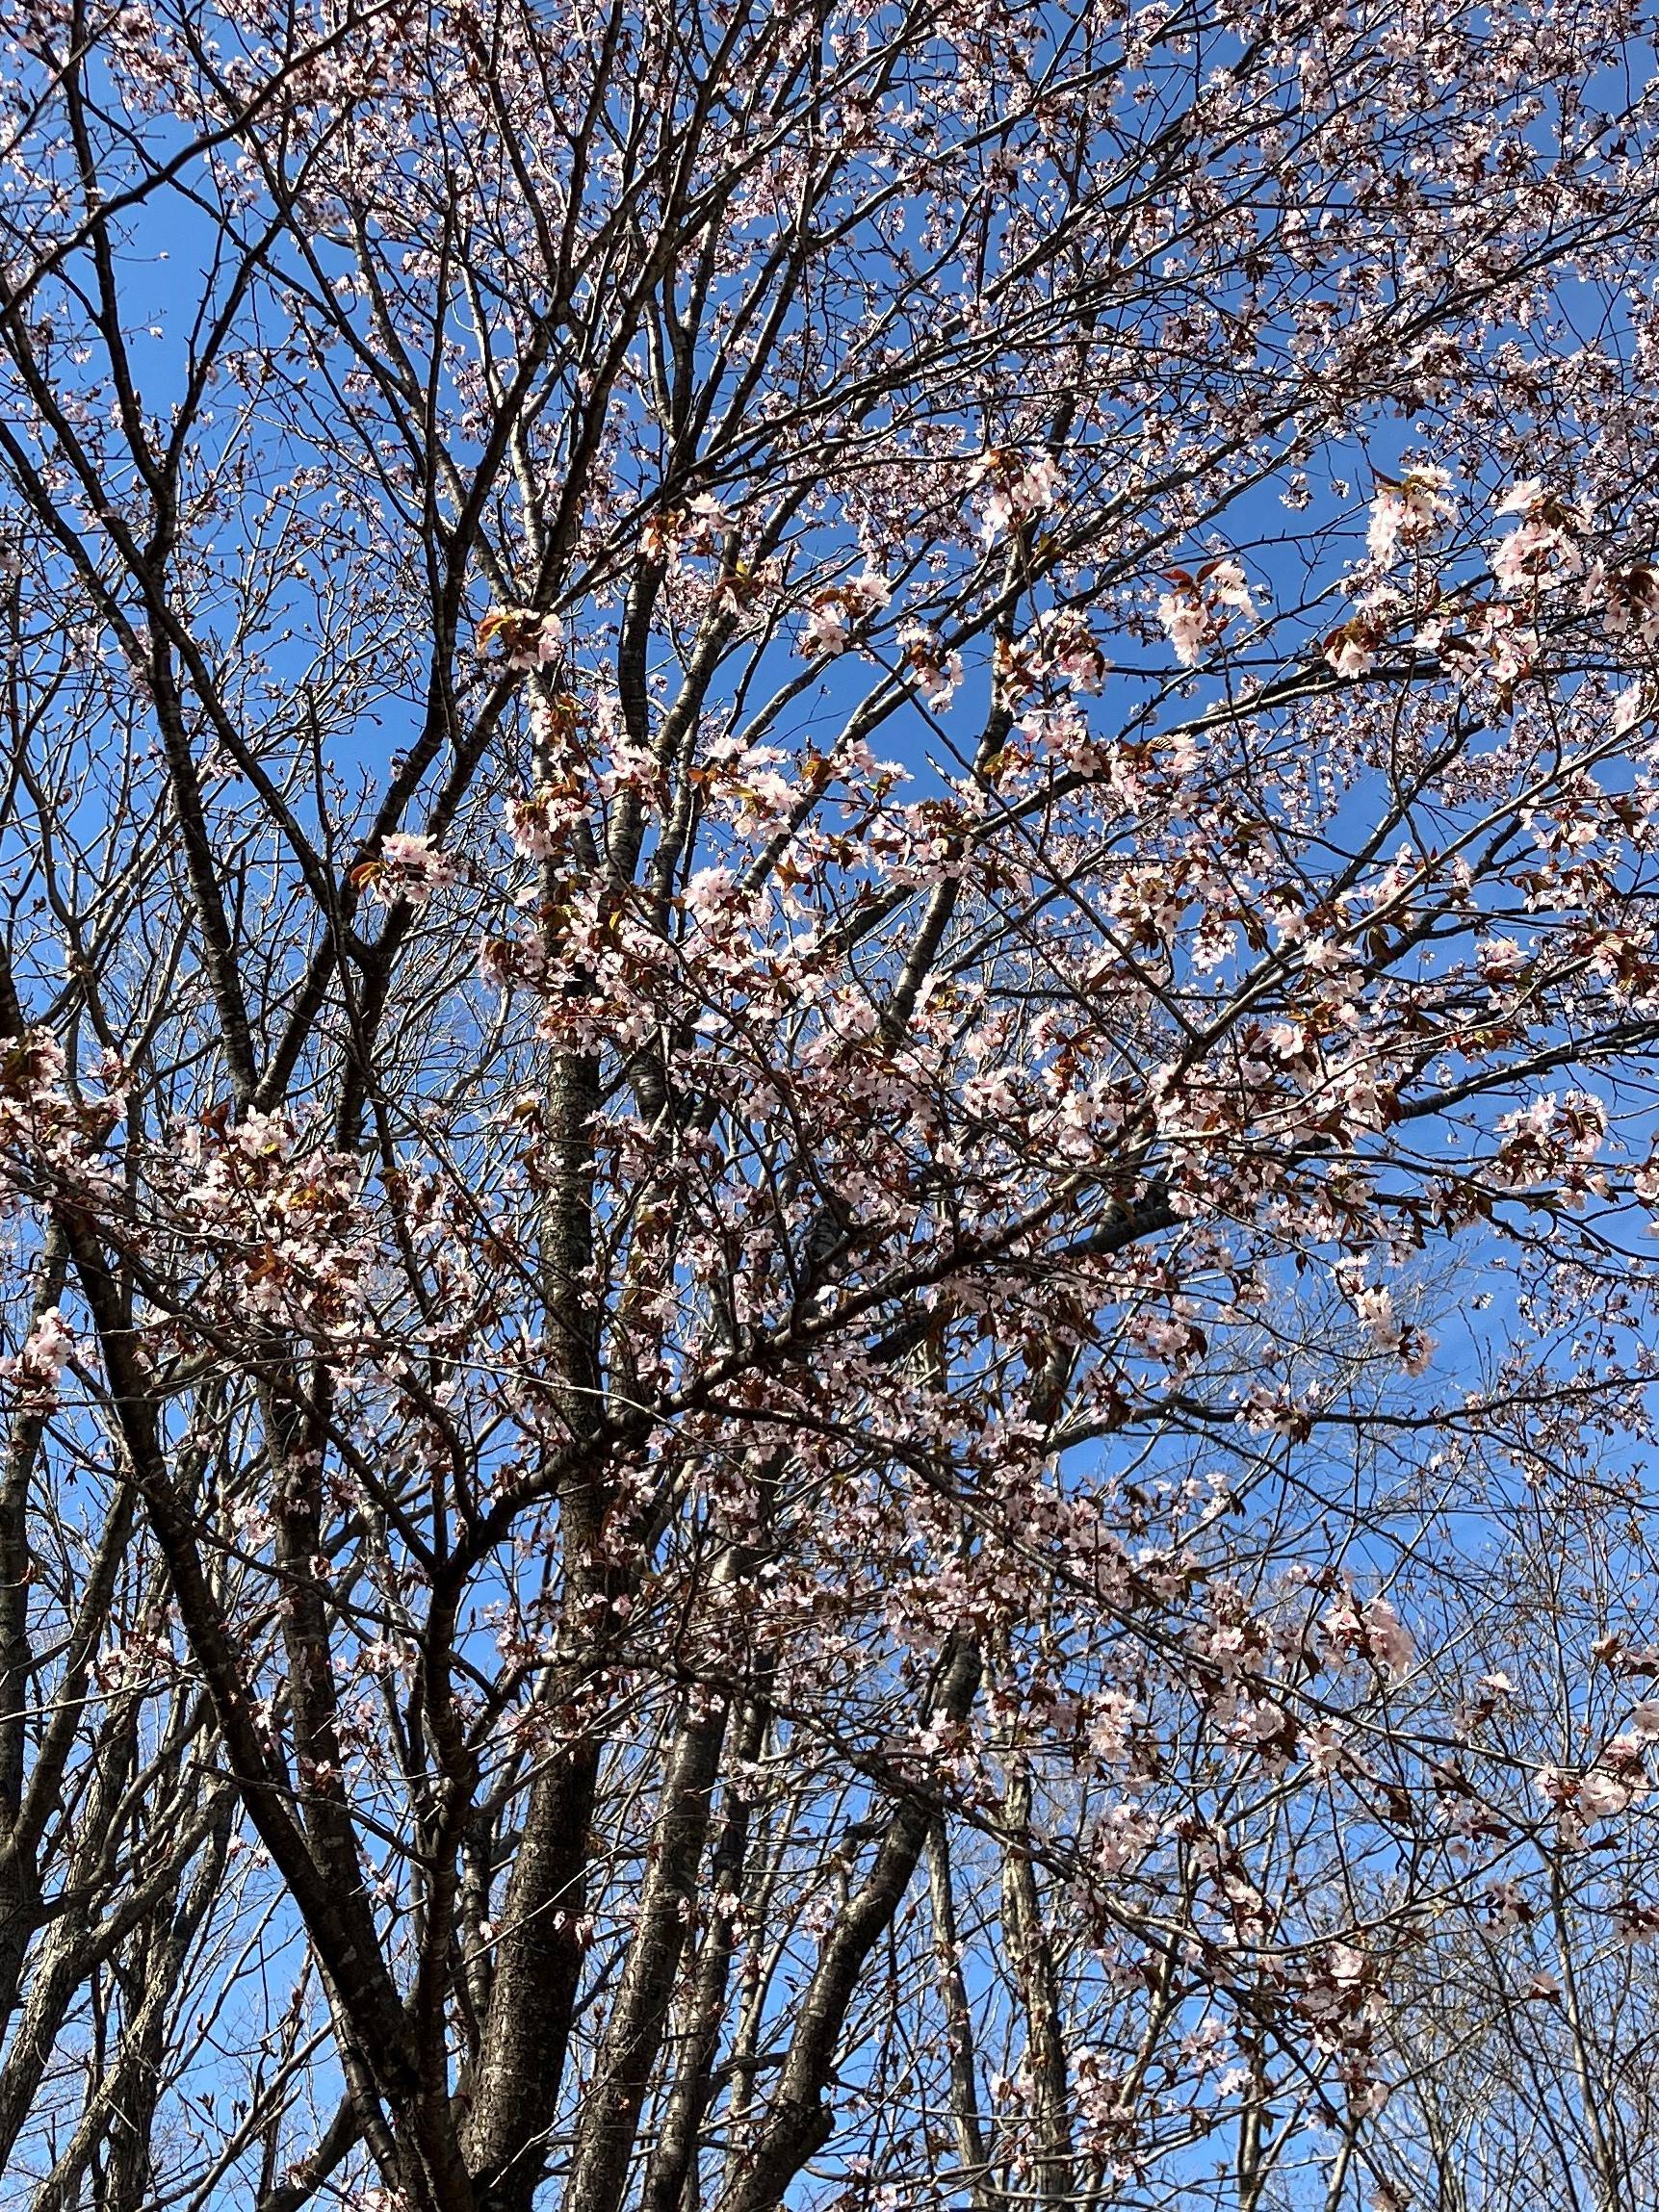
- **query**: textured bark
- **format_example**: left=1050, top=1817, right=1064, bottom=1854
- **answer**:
left=1000, top=1769, right=1073, bottom=2212
left=462, top=1731, right=605, bottom=2212
left=465, top=1037, right=607, bottom=2212
left=639, top=1692, right=772, bottom=2212
left=718, top=1635, right=982, bottom=2212
left=928, top=1819, right=994, bottom=2210
left=0, top=1225, right=91, bottom=2023
left=564, top=1698, right=732, bottom=2212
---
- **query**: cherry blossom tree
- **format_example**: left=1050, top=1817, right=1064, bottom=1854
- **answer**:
left=4, top=0, right=1659, bottom=2205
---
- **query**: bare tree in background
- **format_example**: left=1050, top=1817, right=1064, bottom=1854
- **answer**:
left=1359, top=1469, right=1659, bottom=2212
left=4, top=0, right=1659, bottom=2205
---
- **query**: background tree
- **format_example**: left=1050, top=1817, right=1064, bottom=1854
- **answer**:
left=3, top=0, right=1659, bottom=2206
